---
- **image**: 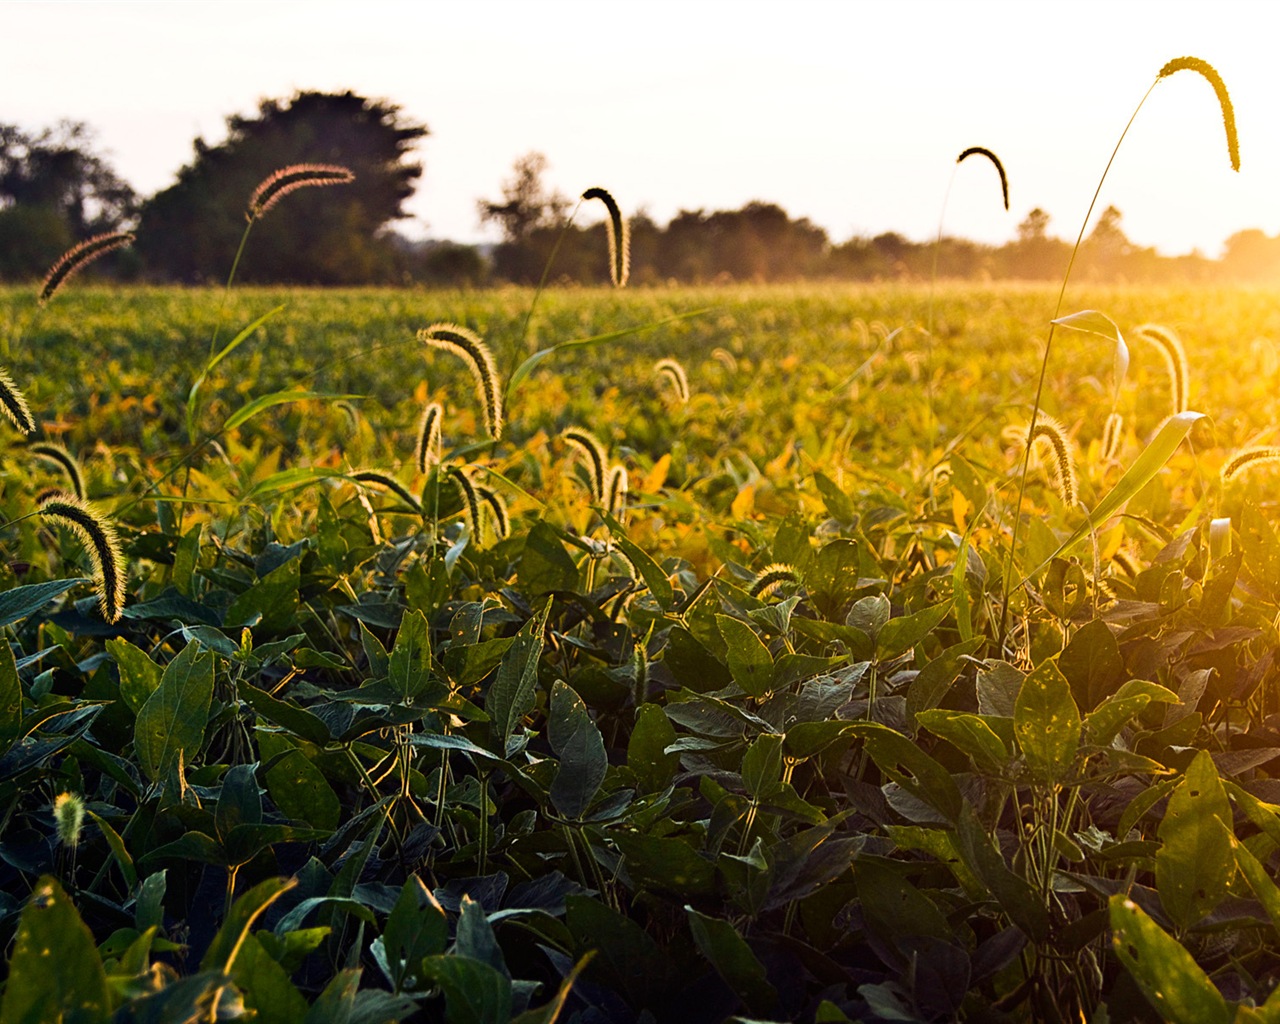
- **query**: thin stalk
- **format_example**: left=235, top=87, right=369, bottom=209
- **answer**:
left=513, top=198, right=583, bottom=358
left=999, top=79, right=1159, bottom=647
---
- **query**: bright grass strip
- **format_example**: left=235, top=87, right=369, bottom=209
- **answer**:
left=38, top=494, right=125, bottom=623
left=246, top=164, right=356, bottom=221
left=419, top=324, right=504, bottom=441
left=39, top=232, right=134, bottom=306
left=582, top=187, right=630, bottom=286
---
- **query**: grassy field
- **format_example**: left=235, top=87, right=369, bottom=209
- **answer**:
left=2, top=280, right=1280, bottom=1022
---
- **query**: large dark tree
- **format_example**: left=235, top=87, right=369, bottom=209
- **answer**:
left=0, top=120, right=136, bottom=280
left=137, top=91, right=427, bottom=284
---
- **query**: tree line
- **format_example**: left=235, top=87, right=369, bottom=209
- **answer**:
left=1, top=91, right=1277, bottom=287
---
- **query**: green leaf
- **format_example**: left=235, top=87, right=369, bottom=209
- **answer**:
left=186, top=304, right=285, bottom=441
left=566, top=894, right=673, bottom=1005
left=1231, top=831, right=1280, bottom=936
left=0, top=578, right=88, bottom=627
left=1156, top=749, right=1234, bottom=933
left=954, top=804, right=1049, bottom=942
left=215, top=763, right=262, bottom=841
left=241, top=684, right=333, bottom=746
left=549, top=680, right=608, bottom=820
left=223, top=390, right=358, bottom=433
left=602, top=513, right=673, bottom=609
left=488, top=601, right=550, bottom=750
left=225, top=556, right=300, bottom=635
left=628, top=703, right=679, bottom=793
left=230, top=933, right=309, bottom=1024
left=518, top=519, right=580, bottom=596
left=107, top=637, right=163, bottom=716
left=419, top=956, right=512, bottom=1024
left=741, top=732, right=784, bottom=799
left=0, top=640, right=21, bottom=758
left=876, top=600, right=951, bottom=660
left=1024, top=411, right=1203, bottom=579
left=382, top=877, right=447, bottom=993
left=172, top=522, right=202, bottom=596
left=245, top=466, right=348, bottom=499
left=905, top=637, right=984, bottom=725
left=0, top=876, right=110, bottom=1024
left=388, top=609, right=433, bottom=701
left=1109, top=894, right=1230, bottom=1024
left=854, top=856, right=952, bottom=946
left=1058, top=618, right=1125, bottom=712
left=134, top=642, right=215, bottom=783
left=916, top=710, right=1010, bottom=774
left=611, top=832, right=717, bottom=896
left=1013, top=660, right=1080, bottom=784
left=202, top=876, right=297, bottom=974
left=851, top=722, right=962, bottom=823
left=716, top=615, right=774, bottom=697
left=264, top=747, right=341, bottom=831
left=687, top=907, right=777, bottom=1016
left=1050, top=309, right=1129, bottom=400
left=87, top=810, right=137, bottom=889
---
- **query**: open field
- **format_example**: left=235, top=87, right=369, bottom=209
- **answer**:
left=3, top=281, right=1280, bottom=1021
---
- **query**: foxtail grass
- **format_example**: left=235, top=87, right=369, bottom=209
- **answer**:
left=562, top=427, right=607, bottom=501
left=415, top=402, right=443, bottom=473
left=1000, top=54, right=1239, bottom=645
left=711, top=347, right=738, bottom=372
left=29, top=442, right=84, bottom=500
left=0, top=367, right=35, bottom=435
left=1221, top=446, right=1280, bottom=484
left=419, top=324, right=504, bottom=441
left=350, top=470, right=423, bottom=513
left=474, top=482, right=511, bottom=540
left=956, top=147, right=1009, bottom=210
left=1111, top=547, right=1141, bottom=578
left=654, top=358, right=690, bottom=404
left=1017, top=415, right=1078, bottom=506
left=1135, top=324, right=1189, bottom=415
left=606, top=464, right=628, bottom=521
left=246, top=164, right=356, bottom=222
left=53, top=792, right=85, bottom=848
left=749, top=563, right=802, bottom=599
left=1100, top=412, right=1124, bottom=462
left=450, top=466, right=483, bottom=538
left=582, top=187, right=630, bottom=287
left=38, top=494, right=125, bottom=623
left=39, top=232, right=134, bottom=306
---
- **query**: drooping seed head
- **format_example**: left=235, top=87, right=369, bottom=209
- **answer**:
left=1135, top=324, right=1189, bottom=415
left=749, top=562, right=803, bottom=599
left=1158, top=56, right=1239, bottom=172
left=246, top=164, right=356, bottom=222
left=956, top=146, right=1010, bottom=210
left=450, top=466, right=483, bottom=539
left=1100, top=412, right=1124, bottom=462
left=38, top=494, right=125, bottom=623
left=562, top=427, right=608, bottom=501
left=1019, top=415, right=1077, bottom=506
left=29, top=442, right=84, bottom=500
left=350, top=470, right=423, bottom=513
left=606, top=464, right=629, bottom=521
left=0, top=367, right=35, bottom=435
left=1221, top=446, right=1280, bottom=485
left=711, top=347, right=738, bottom=372
left=654, top=358, right=689, bottom=404
left=418, top=323, right=504, bottom=441
left=39, top=232, right=134, bottom=306
left=474, top=481, right=510, bottom=541
left=415, top=402, right=443, bottom=474
left=582, top=187, right=630, bottom=287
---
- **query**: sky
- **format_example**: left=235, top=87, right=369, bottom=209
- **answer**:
left=3, top=0, right=1278, bottom=257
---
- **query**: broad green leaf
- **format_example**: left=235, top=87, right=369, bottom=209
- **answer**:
left=687, top=907, right=777, bottom=1016
left=1156, top=749, right=1234, bottom=933
left=488, top=601, right=550, bottom=749
left=241, top=685, right=333, bottom=746
left=215, top=763, right=262, bottom=841
left=388, top=609, right=433, bottom=700
left=264, top=747, right=341, bottom=831
left=1083, top=681, right=1176, bottom=747
left=916, top=710, right=1010, bottom=774
left=382, top=877, right=447, bottom=993
left=202, top=877, right=297, bottom=973
left=0, top=876, right=109, bottom=1024
left=876, top=600, right=951, bottom=660
left=225, top=556, right=300, bottom=634
left=1225, top=780, right=1280, bottom=849
left=1109, top=895, right=1230, bottom=1024
left=231, top=932, right=309, bottom=1024
left=0, top=641, right=20, bottom=757
left=628, top=704, right=679, bottom=793
left=611, top=832, right=717, bottom=896
left=851, top=722, right=962, bottom=823
left=87, top=810, right=137, bottom=889
left=855, top=856, right=952, bottom=945
left=518, top=520, right=579, bottom=596
left=549, top=680, right=607, bottom=819
left=1231, top=831, right=1280, bottom=936
left=107, top=637, right=163, bottom=716
left=172, top=522, right=202, bottom=596
left=602, top=512, right=673, bottom=609
left=419, top=956, right=512, bottom=1024
left=1013, top=660, right=1080, bottom=784
left=223, top=390, right=358, bottom=433
left=0, top=578, right=87, bottom=627
left=1058, top=618, right=1125, bottom=712
left=741, top=733, right=784, bottom=799
left=716, top=615, right=774, bottom=697
left=566, top=894, right=673, bottom=1005
left=954, top=804, right=1049, bottom=942
left=905, top=637, right=984, bottom=724
left=135, top=642, right=215, bottom=783
left=1024, top=411, right=1203, bottom=580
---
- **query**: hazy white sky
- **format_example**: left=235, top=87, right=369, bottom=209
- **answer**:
left=3, top=0, right=1277, bottom=256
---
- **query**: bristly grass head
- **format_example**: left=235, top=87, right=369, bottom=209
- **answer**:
left=562, top=427, right=607, bottom=501
left=246, top=164, right=356, bottom=222
left=1158, top=56, right=1239, bottom=172
left=418, top=323, right=504, bottom=441
left=582, top=187, right=630, bottom=287
left=350, top=470, right=423, bottom=513
left=1020, top=414, right=1077, bottom=506
left=39, top=232, right=134, bottom=306
left=29, top=442, right=84, bottom=500
left=1221, top=446, right=1280, bottom=485
left=1135, top=324, right=1189, bottom=416
left=0, top=367, right=35, bottom=435
left=38, top=493, right=125, bottom=623
left=606, top=464, right=628, bottom=521
left=1100, top=412, right=1124, bottom=462
left=450, top=466, right=484, bottom=539
left=53, top=792, right=85, bottom=848
left=415, top=401, right=443, bottom=474
left=654, top=358, right=690, bottom=404
left=749, top=563, right=803, bottom=599
left=956, top=147, right=1009, bottom=210
left=474, top=481, right=511, bottom=541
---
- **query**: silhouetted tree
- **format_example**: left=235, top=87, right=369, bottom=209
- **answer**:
left=0, top=121, right=136, bottom=279
left=137, top=91, right=427, bottom=284
left=477, top=152, right=569, bottom=283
